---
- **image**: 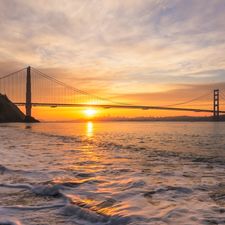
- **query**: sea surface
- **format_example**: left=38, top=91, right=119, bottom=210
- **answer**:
left=1, top=121, right=225, bottom=225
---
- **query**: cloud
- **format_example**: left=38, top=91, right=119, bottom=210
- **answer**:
left=188, top=69, right=224, bottom=78
left=0, top=0, right=225, bottom=105
left=189, top=74, right=218, bottom=78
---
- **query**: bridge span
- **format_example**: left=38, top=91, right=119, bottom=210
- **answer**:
left=1, top=66, right=225, bottom=121
left=14, top=102, right=225, bottom=114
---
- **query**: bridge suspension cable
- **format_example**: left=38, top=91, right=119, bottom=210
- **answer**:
left=0, top=67, right=27, bottom=80
left=161, top=90, right=213, bottom=107
left=0, top=68, right=27, bottom=103
left=220, top=91, right=225, bottom=106
left=31, top=67, right=133, bottom=106
left=220, top=91, right=225, bottom=98
left=31, top=67, right=216, bottom=110
left=1, top=66, right=225, bottom=117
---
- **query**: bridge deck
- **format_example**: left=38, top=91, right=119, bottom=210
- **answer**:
left=14, top=103, right=225, bottom=114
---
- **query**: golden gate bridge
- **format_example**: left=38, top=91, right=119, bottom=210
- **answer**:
left=0, top=66, right=225, bottom=121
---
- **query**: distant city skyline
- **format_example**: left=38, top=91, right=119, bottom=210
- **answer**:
left=0, top=0, right=225, bottom=120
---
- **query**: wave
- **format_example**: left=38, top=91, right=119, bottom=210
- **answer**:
left=0, top=220, right=21, bottom=225
left=60, top=204, right=132, bottom=225
left=0, top=180, right=133, bottom=225
left=0, top=181, right=75, bottom=203
left=0, top=165, right=7, bottom=175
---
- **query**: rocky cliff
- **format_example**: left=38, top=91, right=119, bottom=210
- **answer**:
left=0, top=93, right=25, bottom=122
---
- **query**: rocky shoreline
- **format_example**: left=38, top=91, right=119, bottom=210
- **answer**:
left=0, top=93, right=39, bottom=123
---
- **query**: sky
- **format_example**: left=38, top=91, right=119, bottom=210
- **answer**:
left=0, top=0, right=225, bottom=120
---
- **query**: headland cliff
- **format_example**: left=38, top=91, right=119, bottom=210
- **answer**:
left=0, top=93, right=39, bottom=122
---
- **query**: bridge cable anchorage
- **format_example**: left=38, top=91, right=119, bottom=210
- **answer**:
left=160, top=90, right=213, bottom=107
left=31, top=67, right=134, bottom=107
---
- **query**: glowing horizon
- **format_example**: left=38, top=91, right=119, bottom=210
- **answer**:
left=1, top=0, right=225, bottom=120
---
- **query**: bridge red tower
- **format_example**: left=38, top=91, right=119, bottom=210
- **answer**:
left=214, top=89, right=219, bottom=121
left=26, top=66, right=32, bottom=117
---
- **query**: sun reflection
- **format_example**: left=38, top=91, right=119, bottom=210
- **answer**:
left=87, top=122, right=93, bottom=137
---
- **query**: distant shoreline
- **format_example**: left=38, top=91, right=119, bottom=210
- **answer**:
left=75, top=114, right=225, bottom=122
left=40, top=114, right=225, bottom=123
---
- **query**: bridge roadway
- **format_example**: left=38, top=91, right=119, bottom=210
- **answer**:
left=15, top=103, right=225, bottom=114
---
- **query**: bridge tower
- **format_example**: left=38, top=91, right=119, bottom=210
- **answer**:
left=214, top=89, right=219, bottom=121
left=26, top=66, right=32, bottom=117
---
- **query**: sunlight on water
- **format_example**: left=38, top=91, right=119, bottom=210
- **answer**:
left=1, top=122, right=225, bottom=224
left=86, top=121, right=93, bottom=137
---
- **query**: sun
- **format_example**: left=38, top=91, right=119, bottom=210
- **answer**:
left=84, top=109, right=96, bottom=117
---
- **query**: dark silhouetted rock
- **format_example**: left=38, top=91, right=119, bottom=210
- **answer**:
left=0, top=93, right=25, bottom=122
left=0, top=93, right=39, bottom=123
left=23, top=115, right=40, bottom=123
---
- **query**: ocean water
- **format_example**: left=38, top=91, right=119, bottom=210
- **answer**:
left=1, top=121, right=225, bottom=225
